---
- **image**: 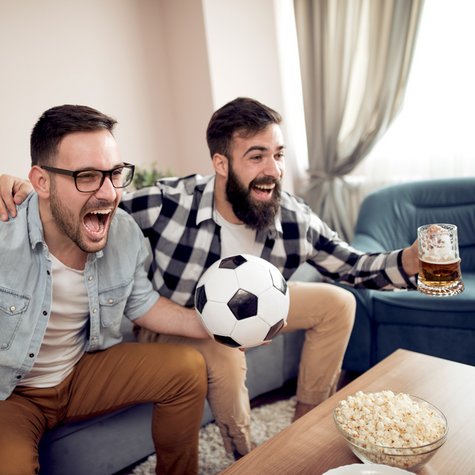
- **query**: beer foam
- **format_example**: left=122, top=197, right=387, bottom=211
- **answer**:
left=420, top=225, right=456, bottom=262
left=420, top=257, right=459, bottom=265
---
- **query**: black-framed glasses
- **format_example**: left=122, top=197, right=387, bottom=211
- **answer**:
left=41, top=163, right=135, bottom=193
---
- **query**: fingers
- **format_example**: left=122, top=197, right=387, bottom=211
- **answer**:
left=0, top=175, right=15, bottom=221
left=13, top=181, right=32, bottom=204
left=239, top=340, right=271, bottom=352
left=0, top=175, right=31, bottom=221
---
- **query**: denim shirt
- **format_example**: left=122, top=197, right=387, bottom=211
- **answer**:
left=0, top=193, right=159, bottom=399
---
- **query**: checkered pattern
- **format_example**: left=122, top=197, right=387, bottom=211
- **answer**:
left=120, top=174, right=415, bottom=307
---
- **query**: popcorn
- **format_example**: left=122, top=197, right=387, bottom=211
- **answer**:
left=334, top=390, right=447, bottom=469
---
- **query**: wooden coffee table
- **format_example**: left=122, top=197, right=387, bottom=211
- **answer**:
left=221, top=349, right=475, bottom=474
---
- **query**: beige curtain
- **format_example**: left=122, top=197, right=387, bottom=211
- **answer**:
left=294, top=0, right=424, bottom=240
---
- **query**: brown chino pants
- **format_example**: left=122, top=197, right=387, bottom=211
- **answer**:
left=0, top=342, right=207, bottom=475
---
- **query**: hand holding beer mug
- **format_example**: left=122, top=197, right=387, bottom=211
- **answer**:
left=417, top=223, right=464, bottom=296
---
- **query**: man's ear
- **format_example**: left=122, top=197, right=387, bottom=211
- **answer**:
left=212, top=153, right=229, bottom=178
left=29, top=166, right=50, bottom=198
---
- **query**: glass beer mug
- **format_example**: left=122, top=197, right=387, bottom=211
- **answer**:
left=417, top=223, right=464, bottom=296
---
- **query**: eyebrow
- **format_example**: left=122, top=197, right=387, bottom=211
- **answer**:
left=76, top=162, right=126, bottom=172
left=242, top=144, right=286, bottom=158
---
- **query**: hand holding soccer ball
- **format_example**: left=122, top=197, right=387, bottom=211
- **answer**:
left=194, top=254, right=290, bottom=348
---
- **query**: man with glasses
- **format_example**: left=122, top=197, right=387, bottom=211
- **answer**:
left=0, top=104, right=209, bottom=475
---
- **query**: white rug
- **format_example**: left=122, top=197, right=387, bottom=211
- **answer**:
left=127, top=397, right=296, bottom=475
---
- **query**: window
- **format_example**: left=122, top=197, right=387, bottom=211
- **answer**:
left=352, top=0, right=475, bottom=185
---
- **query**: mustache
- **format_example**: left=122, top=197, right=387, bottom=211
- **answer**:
left=84, top=198, right=116, bottom=209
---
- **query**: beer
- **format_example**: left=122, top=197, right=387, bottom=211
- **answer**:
left=417, top=223, right=464, bottom=296
left=418, top=258, right=464, bottom=295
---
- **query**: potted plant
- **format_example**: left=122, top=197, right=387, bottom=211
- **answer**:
left=132, top=162, right=173, bottom=190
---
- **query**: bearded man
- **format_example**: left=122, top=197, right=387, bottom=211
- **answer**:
left=119, top=97, right=419, bottom=458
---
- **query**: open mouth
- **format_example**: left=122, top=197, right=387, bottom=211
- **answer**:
left=251, top=183, right=275, bottom=200
left=83, top=208, right=113, bottom=240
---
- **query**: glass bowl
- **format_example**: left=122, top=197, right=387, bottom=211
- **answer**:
left=333, top=391, right=448, bottom=472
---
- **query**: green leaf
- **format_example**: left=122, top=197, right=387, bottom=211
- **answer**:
left=132, top=162, right=173, bottom=190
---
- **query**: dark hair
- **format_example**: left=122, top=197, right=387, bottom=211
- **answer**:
left=30, top=104, right=117, bottom=166
left=206, top=97, right=282, bottom=158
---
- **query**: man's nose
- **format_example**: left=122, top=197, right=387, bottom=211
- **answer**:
left=264, top=157, right=283, bottom=178
left=94, top=174, right=117, bottom=200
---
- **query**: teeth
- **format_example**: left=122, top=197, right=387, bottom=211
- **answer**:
left=90, top=209, right=111, bottom=215
left=255, top=185, right=274, bottom=191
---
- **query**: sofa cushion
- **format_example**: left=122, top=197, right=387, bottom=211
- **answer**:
left=372, top=273, right=475, bottom=326
left=375, top=321, right=475, bottom=366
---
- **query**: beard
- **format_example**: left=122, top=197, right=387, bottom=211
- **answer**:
left=49, top=181, right=112, bottom=254
left=225, top=165, right=281, bottom=231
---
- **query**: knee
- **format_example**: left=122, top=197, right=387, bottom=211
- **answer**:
left=334, top=286, right=356, bottom=314
left=331, top=286, right=356, bottom=328
left=0, top=444, right=38, bottom=475
left=177, top=345, right=207, bottom=395
left=309, top=284, right=355, bottom=333
left=205, top=344, right=247, bottom=388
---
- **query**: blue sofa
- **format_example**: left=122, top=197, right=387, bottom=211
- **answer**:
left=340, top=177, right=475, bottom=373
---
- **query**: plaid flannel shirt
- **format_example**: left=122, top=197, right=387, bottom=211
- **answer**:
left=120, top=174, right=415, bottom=307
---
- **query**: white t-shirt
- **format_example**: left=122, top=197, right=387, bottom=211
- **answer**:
left=214, top=210, right=263, bottom=258
left=20, top=254, right=89, bottom=388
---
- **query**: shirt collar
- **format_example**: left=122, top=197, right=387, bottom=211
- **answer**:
left=258, top=207, right=283, bottom=240
left=196, top=175, right=216, bottom=225
left=26, top=192, right=45, bottom=249
left=271, top=208, right=283, bottom=236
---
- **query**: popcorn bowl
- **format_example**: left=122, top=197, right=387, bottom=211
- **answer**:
left=333, top=391, right=448, bottom=472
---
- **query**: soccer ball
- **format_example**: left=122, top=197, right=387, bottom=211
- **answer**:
left=194, top=254, right=290, bottom=348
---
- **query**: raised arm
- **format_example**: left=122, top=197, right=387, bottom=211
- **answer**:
left=0, top=174, right=33, bottom=221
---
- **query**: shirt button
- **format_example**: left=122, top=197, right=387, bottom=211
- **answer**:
left=108, top=299, right=114, bottom=304
left=88, top=276, right=94, bottom=281
left=16, top=375, right=22, bottom=379
left=47, top=270, right=50, bottom=275
left=92, top=308, right=97, bottom=314
left=10, top=306, right=16, bottom=313
left=43, top=311, right=48, bottom=316
left=29, top=353, right=34, bottom=358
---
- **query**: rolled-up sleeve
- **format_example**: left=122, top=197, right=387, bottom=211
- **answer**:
left=124, top=233, right=160, bottom=321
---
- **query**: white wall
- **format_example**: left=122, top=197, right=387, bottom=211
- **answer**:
left=203, top=0, right=283, bottom=110
left=159, top=0, right=215, bottom=176
left=0, top=1, right=151, bottom=176
left=0, top=0, right=298, bottom=186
